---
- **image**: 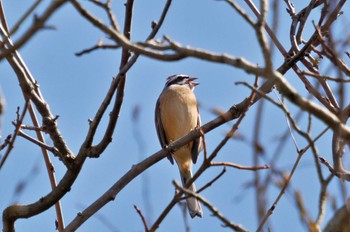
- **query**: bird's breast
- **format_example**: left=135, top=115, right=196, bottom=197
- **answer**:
left=159, top=85, right=198, bottom=144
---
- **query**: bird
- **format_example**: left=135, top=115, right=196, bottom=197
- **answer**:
left=155, top=74, right=204, bottom=218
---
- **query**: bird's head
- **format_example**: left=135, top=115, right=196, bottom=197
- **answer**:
left=165, top=74, right=199, bottom=90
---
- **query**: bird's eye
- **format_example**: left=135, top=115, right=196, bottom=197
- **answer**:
left=179, top=76, right=188, bottom=82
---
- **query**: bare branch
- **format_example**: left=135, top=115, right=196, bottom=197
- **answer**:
left=302, top=71, right=350, bottom=83
left=211, top=162, right=269, bottom=171
left=16, top=129, right=61, bottom=157
left=0, top=134, right=11, bottom=151
left=0, top=103, right=28, bottom=170
left=75, top=40, right=120, bottom=56
left=133, top=205, right=149, bottom=232
left=197, top=167, right=226, bottom=193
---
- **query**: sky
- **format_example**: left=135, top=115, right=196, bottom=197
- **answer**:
left=1, top=0, right=350, bottom=231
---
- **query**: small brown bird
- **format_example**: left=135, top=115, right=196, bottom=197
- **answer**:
left=155, top=74, right=204, bottom=218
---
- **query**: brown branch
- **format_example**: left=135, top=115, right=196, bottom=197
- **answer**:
left=16, top=129, right=61, bottom=157
left=197, top=167, right=226, bottom=193
left=319, top=156, right=350, bottom=181
left=133, top=205, right=149, bottom=232
left=0, top=103, right=28, bottom=169
left=0, top=134, right=11, bottom=151
left=211, top=162, right=269, bottom=171
left=75, top=40, right=120, bottom=56
left=19, top=124, right=44, bottom=132
left=302, top=71, right=350, bottom=83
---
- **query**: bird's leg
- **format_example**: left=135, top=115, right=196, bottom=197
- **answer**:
left=195, top=125, right=207, bottom=160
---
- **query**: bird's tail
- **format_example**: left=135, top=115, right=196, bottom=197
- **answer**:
left=180, top=170, right=203, bottom=218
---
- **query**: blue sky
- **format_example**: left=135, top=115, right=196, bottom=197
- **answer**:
left=1, top=0, right=349, bottom=231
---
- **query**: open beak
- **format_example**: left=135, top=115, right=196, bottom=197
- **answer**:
left=189, top=77, right=199, bottom=86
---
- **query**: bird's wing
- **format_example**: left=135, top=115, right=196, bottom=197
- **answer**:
left=155, top=99, right=174, bottom=164
left=191, top=107, right=204, bottom=164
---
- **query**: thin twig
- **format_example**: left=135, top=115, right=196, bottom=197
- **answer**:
left=302, top=71, right=350, bottom=83
left=16, top=129, right=61, bottom=157
left=197, top=167, right=226, bottom=193
left=0, top=133, right=11, bottom=151
left=211, top=162, right=269, bottom=171
left=75, top=41, right=119, bottom=56
left=0, top=102, right=28, bottom=169
left=274, top=93, right=300, bottom=151
left=133, top=205, right=149, bottom=232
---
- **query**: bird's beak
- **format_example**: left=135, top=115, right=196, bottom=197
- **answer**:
left=189, top=77, right=199, bottom=86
